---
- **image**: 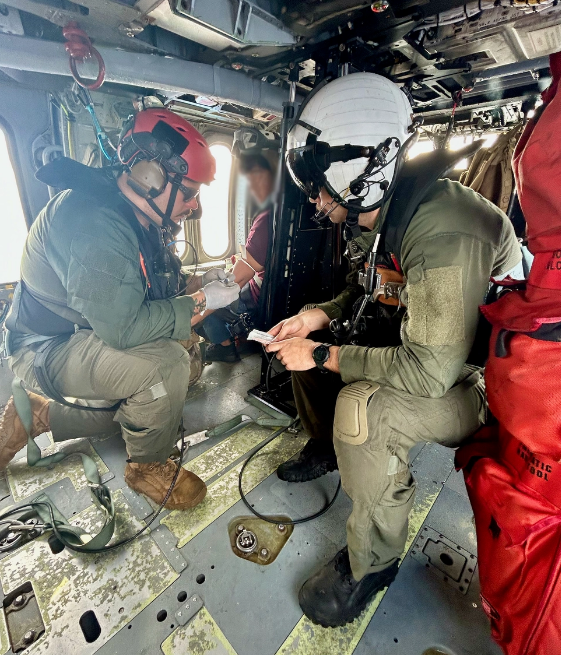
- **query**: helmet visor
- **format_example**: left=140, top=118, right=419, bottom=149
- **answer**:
left=286, top=145, right=324, bottom=200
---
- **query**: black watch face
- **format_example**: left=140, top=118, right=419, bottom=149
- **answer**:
left=313, top=344, right=329, bottom=365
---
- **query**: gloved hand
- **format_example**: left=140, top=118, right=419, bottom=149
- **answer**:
left=202, top=277, right=240, bottom=311
left=202, top=268, right=227, bottom=285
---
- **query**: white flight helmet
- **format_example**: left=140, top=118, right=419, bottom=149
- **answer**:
left=287, top=72, right=415, bottom=212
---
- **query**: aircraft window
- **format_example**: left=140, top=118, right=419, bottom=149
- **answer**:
left=408, top=133, right=500, bottom=170
left=199, top=143, right=233, bottom=258
left=408, top=140, right=435, bottom=160
left=449, top=135, right=473, bottom=170
left=0, top=128, right=27, bottom=284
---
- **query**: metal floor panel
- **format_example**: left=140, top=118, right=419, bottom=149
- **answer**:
left=354, top=449, right=501, bottom=655
left=0, top=355, right=502, bottom=655
left=0, top=491, right=179, bottom=655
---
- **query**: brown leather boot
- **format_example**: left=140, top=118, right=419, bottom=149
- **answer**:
left=124, top=459, right=207, bottom=510
left=0, top=393, right=50, bottom=471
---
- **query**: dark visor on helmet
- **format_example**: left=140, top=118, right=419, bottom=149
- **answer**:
left=286, top=135, right=374, bottom=201
left=286, top=145, right=325, bottom=200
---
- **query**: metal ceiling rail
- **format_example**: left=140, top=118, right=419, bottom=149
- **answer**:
left=0, top=33, right=295, bottom=115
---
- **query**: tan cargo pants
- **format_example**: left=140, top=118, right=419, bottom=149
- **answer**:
left=292, top=365, right=486, bottom=581
left=8, top=329, right=190, bottom=464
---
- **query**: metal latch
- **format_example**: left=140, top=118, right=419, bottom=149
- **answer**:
left=4, top=582, right=46, bottom=652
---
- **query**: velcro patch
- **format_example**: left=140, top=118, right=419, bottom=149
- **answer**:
left=149, top=382, right=167, bottom=400
left=406, top=265, right=465, bottom=346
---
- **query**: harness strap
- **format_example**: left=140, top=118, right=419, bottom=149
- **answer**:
left=11, top=377, right=116, bottom=550
left=378, top=140, right=483, bottom=268
left=376, top=267, right=406, bottom=306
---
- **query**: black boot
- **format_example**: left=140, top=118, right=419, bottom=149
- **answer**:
left=298, top=547, right=399, bottom=627
left=277, top=438, right=338, bottom=482
left=204, top=343, right=240, bottom=363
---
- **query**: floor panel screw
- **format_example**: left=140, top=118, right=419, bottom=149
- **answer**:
left=277, top=524, right=286, bottom=532
left=13, top=595, right=25, bottom=608
left=23, top=630, right=35, bottom=644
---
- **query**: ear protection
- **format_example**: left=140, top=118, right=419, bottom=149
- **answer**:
left=118, top=115, right=188, bottom=200
left=127, top=159, right=168, bottom=199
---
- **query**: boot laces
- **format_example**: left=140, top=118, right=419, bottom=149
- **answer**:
left=147, top=461, right=177, bottom=480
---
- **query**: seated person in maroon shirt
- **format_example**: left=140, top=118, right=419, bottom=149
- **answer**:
left=197, top=152, right=274, bottom=362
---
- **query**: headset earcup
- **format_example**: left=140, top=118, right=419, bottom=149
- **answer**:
left=128, top=160, right=168, bottom=198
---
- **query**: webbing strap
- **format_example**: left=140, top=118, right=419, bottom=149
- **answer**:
left=11, top=377, right=116, bottom=550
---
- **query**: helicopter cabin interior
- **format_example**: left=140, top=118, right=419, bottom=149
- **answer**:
left=0, top=0, right=556, bottom=653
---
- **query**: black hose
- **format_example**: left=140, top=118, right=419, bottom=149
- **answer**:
left=238, top=420, right=341, bottom=526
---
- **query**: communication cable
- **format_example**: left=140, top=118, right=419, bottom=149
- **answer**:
left=238, top=419, right=341, bottom=526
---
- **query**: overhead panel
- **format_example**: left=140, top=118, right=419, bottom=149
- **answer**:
left=142, top=0, right=297, bottom=50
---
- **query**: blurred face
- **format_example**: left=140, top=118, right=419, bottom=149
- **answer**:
left=310, top=187, right=348, bottom=224
left=245, top=167, right=274, bottom=205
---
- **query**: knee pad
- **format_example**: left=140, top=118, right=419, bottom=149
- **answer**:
left=334, top=381, right=379, bottom=446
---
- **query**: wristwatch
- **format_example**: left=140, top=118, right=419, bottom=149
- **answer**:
left=312, top=343, right=332, bottom=371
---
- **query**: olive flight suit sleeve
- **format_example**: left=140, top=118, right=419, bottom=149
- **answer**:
left=55, top=211, right=195, bottom=350
left=338, top=226, right=521, bottom=398
left=316, top=282, right=364, bottom=321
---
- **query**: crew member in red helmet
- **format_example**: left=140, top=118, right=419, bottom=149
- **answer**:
left=0, top=108, right=240, bottom=510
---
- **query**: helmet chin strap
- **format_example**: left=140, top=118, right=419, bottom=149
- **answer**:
left=343, top=199, right=364, bottom=241
left=121, top=171, right=184, bottom=237
left=145, top=173, right=183, bottom=237
left=119, top=191, right=181, bottom=238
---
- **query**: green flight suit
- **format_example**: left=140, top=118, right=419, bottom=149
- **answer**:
left=293, top=179, right=521, bottom=581
left=8, top=183, right=195, bottom=464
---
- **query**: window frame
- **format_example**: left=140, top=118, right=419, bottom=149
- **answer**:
left=199, top=136, right=235, bottom=261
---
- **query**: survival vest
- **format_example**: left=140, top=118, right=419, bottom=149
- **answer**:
left=456, top=51, right=561, bottom=655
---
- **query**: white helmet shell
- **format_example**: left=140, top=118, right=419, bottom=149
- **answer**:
left=288, top=72, right=413, bottom=206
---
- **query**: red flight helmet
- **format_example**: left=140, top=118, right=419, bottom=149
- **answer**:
left=118, top=108, right=216, bottom=185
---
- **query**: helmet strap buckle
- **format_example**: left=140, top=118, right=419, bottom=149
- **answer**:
left=344, top=201, right=363, bottom=241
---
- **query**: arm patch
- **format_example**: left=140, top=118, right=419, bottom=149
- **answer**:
left=406, top=265, right=465, bottom=346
